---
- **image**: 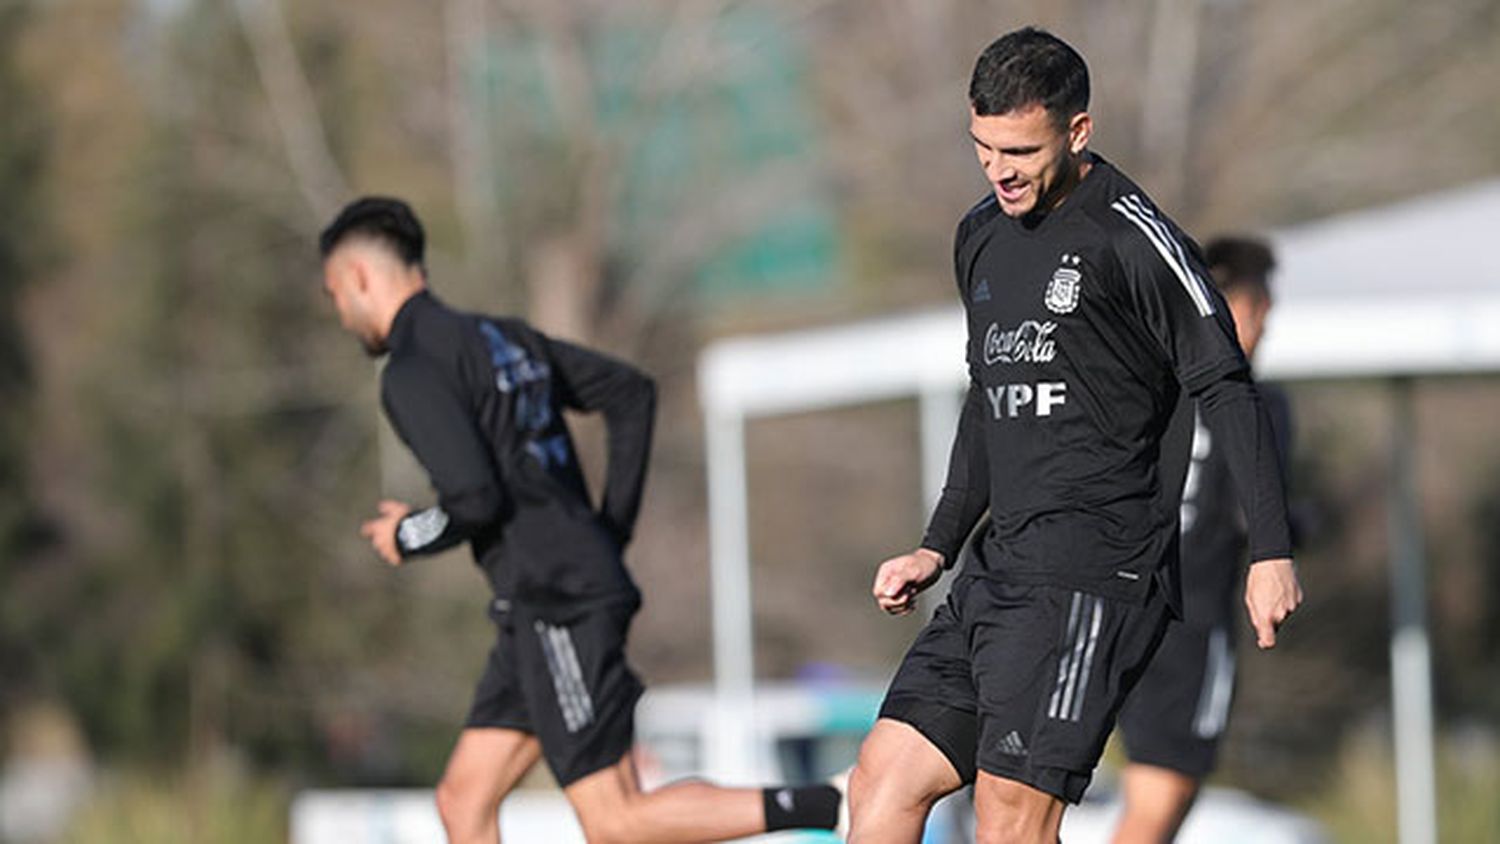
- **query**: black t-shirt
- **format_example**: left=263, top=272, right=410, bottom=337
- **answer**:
left=922, top=155, right=1291, bottom=603
left=379, top=291, right=652, bottom=614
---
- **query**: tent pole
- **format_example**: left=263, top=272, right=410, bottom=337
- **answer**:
left=705, top=410, right=757, bottom=782
left=1388, top=377, right=1437, bottom=844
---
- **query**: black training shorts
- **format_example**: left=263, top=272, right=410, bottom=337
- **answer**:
left=465, top=597, right=644, bottom=787
left=879, top=576, right=1171, bottom=803
left=1116, top=619, right=1236, bottom=778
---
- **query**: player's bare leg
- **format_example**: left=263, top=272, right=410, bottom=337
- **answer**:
left=434, top=727, right=542, bottom=844
left=1112, top=762, right=1200, bottom=843
left=847, top=718, right=965, bottom=844
left=564, top=749, right=835, bottom=844
left=972, top=770, right=1065, bottom=844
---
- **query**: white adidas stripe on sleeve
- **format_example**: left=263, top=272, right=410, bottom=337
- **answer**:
left=1110, top=194, right=1216, bottom=317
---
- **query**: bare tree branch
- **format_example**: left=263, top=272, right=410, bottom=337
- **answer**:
left=233, top=0, right=350, bottom=223
left=445, top=0, right=505, bottom=284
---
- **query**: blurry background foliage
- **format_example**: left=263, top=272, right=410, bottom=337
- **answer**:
left=0, top=1, right=1497, bottom=842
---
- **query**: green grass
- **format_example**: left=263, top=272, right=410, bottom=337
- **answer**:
left=1301, top=730, right=1500, bottom=844
left=61, top=760, right=288, bottom=844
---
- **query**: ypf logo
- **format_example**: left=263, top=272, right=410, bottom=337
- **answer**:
left=1045, top=253, right=1083, bottom=314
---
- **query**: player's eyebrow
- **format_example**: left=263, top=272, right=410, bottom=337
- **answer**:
left=969, top=132, right=1042, bottom=155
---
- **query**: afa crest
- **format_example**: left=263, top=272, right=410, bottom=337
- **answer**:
left=1045, top=253, right=1083, bottom=314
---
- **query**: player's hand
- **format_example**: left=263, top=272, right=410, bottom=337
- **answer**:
left=872, top=548, right=945, bottom=616
left=1245, top=558, right=1303, bottom=649
left=361, top=499, right=412, bottom=567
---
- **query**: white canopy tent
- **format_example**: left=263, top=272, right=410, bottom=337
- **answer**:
left=697, top=178, right=1500, bottom=844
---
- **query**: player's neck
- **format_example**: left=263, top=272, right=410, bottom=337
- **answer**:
left=376, top=282, right=429, bottom=346
left=1023, top=153, right=1093, bottom=228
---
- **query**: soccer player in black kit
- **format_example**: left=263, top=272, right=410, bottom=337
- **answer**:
left=844, top=29, right=1303, bottom=844
left=1111, top=236, right=1294, bottom=843
left=318, top=197, right=840, bottom=844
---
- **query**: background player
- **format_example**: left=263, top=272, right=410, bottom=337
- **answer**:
left=845, top=28, right=1303, bottom=844
left=1111, top=236, right=1294, bottom=843
left=318, top=197, right=840, bottom=844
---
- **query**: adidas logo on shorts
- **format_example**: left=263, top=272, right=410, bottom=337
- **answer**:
left=997, top=730, right=1028, bottom=757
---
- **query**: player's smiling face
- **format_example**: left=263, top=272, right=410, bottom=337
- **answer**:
left=970, top=103, right=1092, bottom=219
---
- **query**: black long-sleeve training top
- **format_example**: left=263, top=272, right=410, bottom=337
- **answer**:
left=1169, top=384, right=1295, bottom=625
left=921, top=155, right=1292, bottom=604
left=380, top=290, right=653, bottom=614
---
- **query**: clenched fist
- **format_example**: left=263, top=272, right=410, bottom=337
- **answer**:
left=872, top=548, right=945, bottom=615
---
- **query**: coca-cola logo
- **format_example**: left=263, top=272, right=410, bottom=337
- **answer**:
left=983, top=320, right=1058, bottom=366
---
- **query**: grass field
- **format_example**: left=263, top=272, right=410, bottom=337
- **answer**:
left=51, top=728, right=1499, bottom=844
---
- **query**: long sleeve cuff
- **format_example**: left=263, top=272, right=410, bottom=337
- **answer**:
left=395, top=506, right=466, bottom=557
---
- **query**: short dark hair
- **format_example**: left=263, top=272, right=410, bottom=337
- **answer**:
left=319, top=196, right=426, bottom=268
left=1204, top=235, right=1276, bottom=298
left=969, top=27, right=1089, bottom=125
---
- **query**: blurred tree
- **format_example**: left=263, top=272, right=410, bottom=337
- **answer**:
left=14, top=0, right=464, bottom=778
left=0, top=0, right=53, bottom=721
left=8, top=0, right=1500, bottom=812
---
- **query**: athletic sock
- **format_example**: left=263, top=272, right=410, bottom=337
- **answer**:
left=761, top=784, right=840, bottom=831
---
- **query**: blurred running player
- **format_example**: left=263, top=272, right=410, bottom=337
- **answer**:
left=1111, top=236, right=1294, bottom=843
left=318, top=197, right=840, bottom=844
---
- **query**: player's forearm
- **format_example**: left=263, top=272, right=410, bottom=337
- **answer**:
left=1195, top=373, right=1292, bottom=561
left=599, top=374, right=656, bottom=545
left=920, top=385, right=989, bottom=566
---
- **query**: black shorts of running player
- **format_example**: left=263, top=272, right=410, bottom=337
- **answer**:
left=1116, top=618, right=1236, bottom=779
left=465, top=596, right=645, bottom=787
left=879, top=575, right=1171, bottom=803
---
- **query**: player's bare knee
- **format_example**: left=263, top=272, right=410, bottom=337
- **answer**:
left=847, top=761, right=876, bottom=811
left=975, top=813, right=1053, bottom=844
left=434, top=774, right=494, bottom=828
left=849, top=761, right=938, bottom=820
left=577, top=808, right=643, bottom=844
left=572, top=785, right=648, bottom=844
left=975, top=824, right=1028, bottom=844
left=975, top=778, right=1061, bottom=844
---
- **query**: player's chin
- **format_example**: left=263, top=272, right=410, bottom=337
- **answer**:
left=361, top=335, right=389, bottom=357
left=995, top=192, right=1035, bottom=218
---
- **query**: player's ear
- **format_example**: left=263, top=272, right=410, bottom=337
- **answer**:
left=350, top=255, right=372, bottom=295
left=1067, top=111, right=1092, bottom=155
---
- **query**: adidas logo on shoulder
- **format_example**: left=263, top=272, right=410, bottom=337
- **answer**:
left=973, top=278, right=992, bottom=303
left=997, top=730, right=1028, bottom=757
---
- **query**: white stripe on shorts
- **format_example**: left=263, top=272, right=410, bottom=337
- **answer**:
left=535, top=620, right=596, bottom=733
left=1069, top=598, right=1104, bottom=722
left=1193, top=625, right=1235, bottom=739
left=1049, top=592, right=1086, bottom=719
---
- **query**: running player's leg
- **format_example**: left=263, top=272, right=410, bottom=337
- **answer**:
left=564, top=750, right=838, bottom=844
left=439, top=608, right=537, bottom=843
left=1112, top=763, right=1199, bottom=844
left=1113, top=621, right=1233, bottom=843
left=524, top=601, right=839, bottom=842
left=850, top=582, right=978, bottom=843
left=973, top=771, right=1065, bottom=844
left=434, top=727, right=541, bottom=844
left=846, top=718, right=966, bottom=843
